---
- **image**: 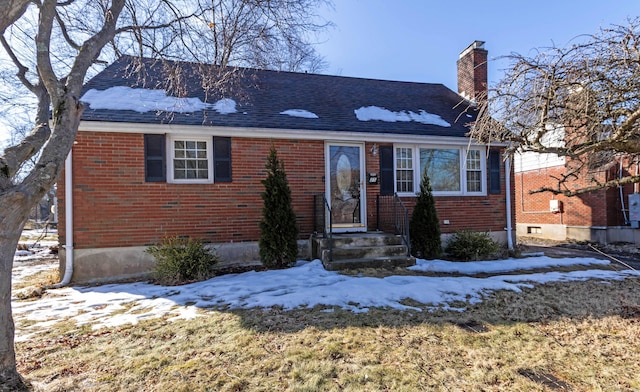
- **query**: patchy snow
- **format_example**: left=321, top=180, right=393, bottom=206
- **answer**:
left=12, top=261, right=57, bottom=286
left=354, top=106, right=451, bottom=127
left=81, top=86, right=237, bottom=114
left=212, top=98, right=237, bottom=114
left=280, top=109, right=319, bottom=119
left=11, top=255, right=639, bottom=341
left=13, top=228, right=59, bottom=285
left=409, top=257, right=610, bottom=274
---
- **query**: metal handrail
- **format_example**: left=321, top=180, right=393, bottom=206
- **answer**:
left=313, top=193, right=333, bottom=262
left=375, top=193, right=411, bottom=256
left=323, top=194, right=333, bottom=261
left=393, top=193, right=411, bottom=256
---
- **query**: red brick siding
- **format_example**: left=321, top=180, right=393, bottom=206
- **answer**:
left=363, top=145, right=510, bottom=234
left=457, top=46, right=488, bottom=102
left=516, top=164, right=633, bottom=227
left=58, top=132, right=324, bottom=248
left=58, top=133, right=512, bottom=248
left=400, top=147, right=511, bottom=234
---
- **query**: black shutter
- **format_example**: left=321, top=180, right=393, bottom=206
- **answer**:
left=379, top=145, right=394, bottom=196
left=213, top=136, right=232, bottom=182
left=489, top=149, right=501, bottom=194
left=144, top=134, right=165, bottom=182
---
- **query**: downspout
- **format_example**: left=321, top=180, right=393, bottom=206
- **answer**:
left=620, top=158, right=629, bottom=224
left=49, top=150, right=73, bottom=288
left=636, top=157, right=639, bottom=194
left=505, top=155, right=514, bottom=251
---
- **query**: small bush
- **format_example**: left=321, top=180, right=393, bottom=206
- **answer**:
left=146, top=236, right=219, bottom=285
left=444, top=230, right=500, bottom=261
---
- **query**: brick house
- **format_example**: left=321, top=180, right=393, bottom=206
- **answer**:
left=57, top=41, right=515, bottom=283
left=515, top=146, right=640, bottom=244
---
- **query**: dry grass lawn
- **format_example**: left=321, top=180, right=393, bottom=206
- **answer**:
left=14, top=273, right=640, bottom=391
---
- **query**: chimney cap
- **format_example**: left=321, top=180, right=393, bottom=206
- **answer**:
left=459, top=40, right=486, bottom=59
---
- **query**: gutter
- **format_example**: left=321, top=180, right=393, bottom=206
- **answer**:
left=49, top=150, right=73, bottom=288
left=505, top=156, right=514, bottom=251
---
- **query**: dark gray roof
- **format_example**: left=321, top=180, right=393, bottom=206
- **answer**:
left=81, top=56, right=476, bottom=138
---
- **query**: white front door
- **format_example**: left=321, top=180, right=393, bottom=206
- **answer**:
left=325, top=142, right=366, bottom=232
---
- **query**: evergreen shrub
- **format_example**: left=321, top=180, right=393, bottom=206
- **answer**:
left=409, top=170, right=442, bottom=259
left=259, top=146, right=299, bottom=269
left=146, top=236, right=219, bottom=285
left=444, top=230, right=500, bottom=261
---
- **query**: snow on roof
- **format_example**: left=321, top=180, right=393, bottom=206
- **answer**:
left=80, top=87, right=452, bottom=129
left=280, top=109, right=319, bottom=119
left=80, top=86, right=238, bottom=114
left=354, top=106, right=451, bottom=127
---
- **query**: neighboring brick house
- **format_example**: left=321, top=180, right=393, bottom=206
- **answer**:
left=515, top=146, right=640, bottom=244
left=57, top=41, right=515, bottom=283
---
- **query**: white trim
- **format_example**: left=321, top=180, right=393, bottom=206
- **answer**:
left=166, top=135, right=214, bottom=184
left=77, top=120, right=503, bottom=146
left=463, top=148, right=487, bottom=195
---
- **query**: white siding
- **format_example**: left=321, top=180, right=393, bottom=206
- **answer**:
left=514, top=151, right=565, bottom=172
left=514, top=125, right=565, bottom=173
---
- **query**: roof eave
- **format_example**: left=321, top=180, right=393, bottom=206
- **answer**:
left=78, top=120, right=502, bottom=146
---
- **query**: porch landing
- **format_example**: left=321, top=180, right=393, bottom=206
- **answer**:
left=311, top=232, right=416, bottom=271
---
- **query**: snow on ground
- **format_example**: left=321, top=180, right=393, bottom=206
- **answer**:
left=13, top=228, right=59, bottom=285
left=11, top=254, right=639, bottom=342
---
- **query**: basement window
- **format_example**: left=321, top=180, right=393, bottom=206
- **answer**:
left=527, top=226, right=542, bottom=234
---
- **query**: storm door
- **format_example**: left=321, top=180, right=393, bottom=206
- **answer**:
left=325, top=142, right=366, bottom=232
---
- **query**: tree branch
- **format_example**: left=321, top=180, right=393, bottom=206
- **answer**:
left=35, top=0, right=59, bottom=99
left=0, top=122, right=50, bottom=190
left=532, top=174, right=640, bottom=196
left=54, top=9, right=81, bottom=51
left=0, top=0, right=30, bottom=34
left=0, top=34, right=35, bottom=92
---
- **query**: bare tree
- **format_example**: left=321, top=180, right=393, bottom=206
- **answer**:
left=109, top=0, right=331, bottom=71
left=471, top=18, right=640, bottom=196
left=0, top=0, right=331, bottom=389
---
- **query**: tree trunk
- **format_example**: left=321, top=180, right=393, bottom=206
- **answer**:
left=0, top=193, right=32, bottom=391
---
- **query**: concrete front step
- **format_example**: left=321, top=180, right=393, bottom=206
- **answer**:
left=311, top=232, right=415, bottom=270
left=322, top=255, right=416, bottom=271
left=315, top=233, right=404, bottom=249
left=321, top=244, right=409, bottom=263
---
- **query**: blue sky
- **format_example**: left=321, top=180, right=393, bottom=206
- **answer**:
left=2, top=1, right=639, bottom=144
left=316, top=0, right=640, bottom=90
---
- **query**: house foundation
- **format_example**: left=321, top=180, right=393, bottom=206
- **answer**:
left=60, top=240, right=311, bottom=284
left=516, top=223, right=640, bottom=245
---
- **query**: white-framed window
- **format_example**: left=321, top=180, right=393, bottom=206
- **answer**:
left=466, top=149, right=482, bottom=192
left=167, top=136, right=214, bottom=183
left=395, top=145, right=486, bottom=196
left=395, top=147, right=414, bottom=193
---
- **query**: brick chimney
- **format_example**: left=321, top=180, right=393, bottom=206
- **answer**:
left=457, top=41, right=488, bottom=104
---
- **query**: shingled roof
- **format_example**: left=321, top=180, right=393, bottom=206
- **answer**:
left=80, top=56, right=477, bottom=138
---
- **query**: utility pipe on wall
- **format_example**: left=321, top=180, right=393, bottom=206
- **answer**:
left=505, top=156, right=514, bottom=251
